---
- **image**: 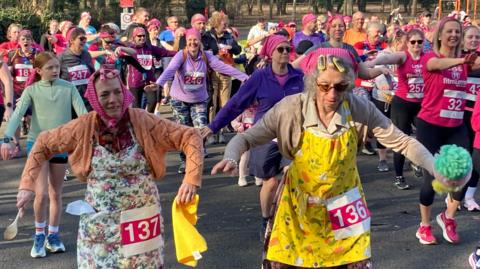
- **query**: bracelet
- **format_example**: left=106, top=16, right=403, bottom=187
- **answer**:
left=224, top=158, right=239, bottom=168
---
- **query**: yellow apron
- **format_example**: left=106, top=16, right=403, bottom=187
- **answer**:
left=266, top=101, right=371, bottom=268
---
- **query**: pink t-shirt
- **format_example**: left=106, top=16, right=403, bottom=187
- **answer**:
left=395, top=51, right=424, bottom=103
left=418, top=52, right=468, bottom=127
left=274, top=72, right=289, bottom=87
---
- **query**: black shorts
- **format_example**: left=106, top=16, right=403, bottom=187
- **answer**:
left=248, top=142, right=291, bottom=179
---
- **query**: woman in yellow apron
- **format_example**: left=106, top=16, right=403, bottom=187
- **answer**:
left=212, top=54, right=438, bottom=268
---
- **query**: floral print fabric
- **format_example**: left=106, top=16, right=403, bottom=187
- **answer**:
left=77, top=127, right=164, bottom=269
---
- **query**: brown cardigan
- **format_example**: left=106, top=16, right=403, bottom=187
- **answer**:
left=19, top=108, right=204, bottom=192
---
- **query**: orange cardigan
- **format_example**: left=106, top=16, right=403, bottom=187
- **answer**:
left=19, top=108, right=204, bottom=191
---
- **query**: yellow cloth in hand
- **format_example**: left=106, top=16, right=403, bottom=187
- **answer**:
left=172, top=194, right=207, bottom=267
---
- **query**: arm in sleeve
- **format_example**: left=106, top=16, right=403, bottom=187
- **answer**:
left=155, top=51, right=184, bottom=86
left=4, top=90, right=33, bottom=138
left=152, top=45, right=177, bottom=57
left=350, top=94, right=435, bottom=175
left=19, top=120, right=80, bottom=191
left=71, top=84, right=88, bottom=116
left=229, top=39, right=242, bottom=55
left=207, top=72, right=258, bottom=133
left=122, top=55, right=147, bottom=73
left=152, top=116, right=204, bottom=187
left=223, top=102, right=279, bottom=162
left=207, top=53, right=248, bottom=81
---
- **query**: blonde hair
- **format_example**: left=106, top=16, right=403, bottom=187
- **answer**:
left=209, top=11, right=228, bottom=29
left=7, top=23, right=22, bottom=41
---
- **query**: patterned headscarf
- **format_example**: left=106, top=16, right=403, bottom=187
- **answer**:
left=84, top=67, right=135, bottom=128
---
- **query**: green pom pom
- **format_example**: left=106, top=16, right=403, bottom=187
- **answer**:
left=434, top=145, right=472, bottom=181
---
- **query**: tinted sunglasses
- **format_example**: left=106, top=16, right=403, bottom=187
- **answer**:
left=410, top=40, right=423, bottom=45
left=136, top=35, right=146, bottom=38
left=276, top=46, right=291, bottom=54
left=79, top=36, right=87, bottom=41
left=317, top=82, right=350, bottom=93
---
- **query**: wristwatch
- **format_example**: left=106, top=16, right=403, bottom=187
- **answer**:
left=3, top=137, right=12, bottom=144
left=6, top=102, right=12, bottom=108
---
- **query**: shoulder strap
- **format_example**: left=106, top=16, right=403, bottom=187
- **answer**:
left=7, top=49, right=17, bottom=66
left=201, top=50, right=209, bottom=71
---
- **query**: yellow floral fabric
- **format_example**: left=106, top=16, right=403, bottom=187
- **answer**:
left=266, top=101, right=371, bottom=268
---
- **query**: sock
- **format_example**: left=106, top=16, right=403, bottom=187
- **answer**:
left=465, top=187, right=477, bottom=200
left=35, top=221, right=46, bottom=235
left=48, top=225, right=59, bottom=235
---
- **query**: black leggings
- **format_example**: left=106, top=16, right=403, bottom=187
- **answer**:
left=130, top=86, right=158, bottom=113
left=473, top=149, right=480, bottom=183
left=464, top=110, right=480, bottom=188
left=390, top=96, right=422, bottom=176
left=371, top=98, right=391, bottom=149
left=0, top=104, right=4, bottom=128
left=416, top=118, right=470, bottom=206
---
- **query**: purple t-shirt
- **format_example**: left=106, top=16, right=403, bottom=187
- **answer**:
left=274, top=72, right=289, bottom=87
left=292, top=31, right=325, bottom=48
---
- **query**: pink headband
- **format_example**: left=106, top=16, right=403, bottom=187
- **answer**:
left=132, top=27, right=146, bottom=37
left=18, top=30, right=32, bottom=39
left=191, top=13, right=207, bottom=24
left=185, top=28, right=201, bottom=40
left=302, top=13, right=317, bottom=26
left=438, top=16, right=460, bottom=32
left=81, top=12, right=91, bottom=19
left=98, top=31, right=114, bottom=39
left=84, top=68, right=135, bottom=128
left=326, top=15, right=345, bottom=33
left=259, top=35, right=289, bottom=60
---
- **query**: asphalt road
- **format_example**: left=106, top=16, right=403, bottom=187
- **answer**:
left=0, top=109, right=479, bottom=269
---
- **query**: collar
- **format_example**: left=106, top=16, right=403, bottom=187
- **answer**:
left=265, top=64, right=303, bottom=82
left=37, top=79, right=57, bottom=86
left=302, top=92, right=351, bottom=134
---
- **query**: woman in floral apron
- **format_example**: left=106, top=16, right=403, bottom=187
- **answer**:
left=16, top=67, right=204, bottom=268
left=212, top=55, right=439, bottom=268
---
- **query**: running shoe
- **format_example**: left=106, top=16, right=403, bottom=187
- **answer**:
left=218, top=134, right=226, bottom=144
left=238, top=177, right=248, bottom=187
left=255, top=177, right=263, bottom=186
left=46, top=233, right=65, bottom=253
left=469, top=246, right=480, bottom=269
left=178, top=161, right=186, bottom=174
left=436, top=212, right=459, bottom=244
left=411, top=163, right=423, bottom=178
left=394, top=176, right=410, bottom=190
left=377, top=160, right=389, bottom=172
left=205, top=135, right=217, bottom=145
left=361, top=142, right=376, bottom=155
left=464, top=198, right=480, bottom=212
left=415, top=225, right=437, bottom=245
left=30, top=234, right=46, bottom=258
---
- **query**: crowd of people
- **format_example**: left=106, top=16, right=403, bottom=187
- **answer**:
left=0, top=5, right=480, bottom=269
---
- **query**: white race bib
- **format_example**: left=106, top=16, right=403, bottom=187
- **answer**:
left=440, top=89, right=466, bottom=119
left=184, top=71, right=205, bottom=91
left=137, top=54, right=153, bottom=70
left=14, top=63, right=33, bottom=82
left=67, top=65, right=90, bottom=86
left=120, top=204, right=163, bottom=257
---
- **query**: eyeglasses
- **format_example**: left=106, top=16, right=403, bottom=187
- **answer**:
left=276, top=46, right=291, bottom=54
left=317, top=82, right=350, bottom=93
left=409, top=40, right=423, bottom=45
left=136, top=35, right=146, bottom=38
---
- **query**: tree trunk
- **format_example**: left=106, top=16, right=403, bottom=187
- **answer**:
left=292, top=0, right=297, bottom=22
left=269, top=0, right=273, bottom=19
left=257, top=0, right=263, bottom=15
left=79, top=0, right=87, bottom=10
left=411, top=0, right=417, bottom=16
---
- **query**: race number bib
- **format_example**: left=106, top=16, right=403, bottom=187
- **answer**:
left=184, top=71, right=205, bottom=91
left=360, top=79, right=374, bottom=88
left=120, top=204, right=162, bottom=257
left=406, top=77, right=424, bottom=99
left=137, top=54, right=153, bottom=70
left=465, top=77, right=480, bottom=102
left=327, top=187, right=370, bottom=240
left=67, top=65, right=90, bottom=86
left=14, top=64, right=33, bottom=82
left=440, top=89, right=466, bottom=120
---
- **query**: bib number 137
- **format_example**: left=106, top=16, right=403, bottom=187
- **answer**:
left=121, top=214, right=161, bottom=245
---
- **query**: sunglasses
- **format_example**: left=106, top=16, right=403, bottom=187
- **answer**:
left=136, top=35, right=146, bottom=38
left=410, top=40, right=423, bottom=45
left=78, top=36, right=87, bottom=42
left=276, top=46, right=291, bottom=54
left=317, top=82, right=350, bottom=93
left=103, top=39, right=114, bottom=44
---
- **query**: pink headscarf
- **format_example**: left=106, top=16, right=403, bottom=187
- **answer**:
left=259, top=35, right=289, bottom=60
left=191, top=14, right=207, bottom=24
left=18, top=30, right=32, bottom=40
left=299, top=48, right=358, bottom=75
left=84, top=68, right=135, bottom=128
left=147, top=18, right=161, bottom=32
left=326, top=15, right=345, bottom=33
left=132, top=27, right=146, bottom=37
left=81, top=12, right=91, bottom=20
left=185, top=28, right=201, bottom=40
left=302, top=13, right=316, bottom=26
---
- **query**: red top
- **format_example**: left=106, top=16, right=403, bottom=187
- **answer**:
left=418, top=52, right=468, bottom=127
left=395, top=51, right=425, bottom=103
left=8, top=48, right=38, bottom=95
left=0, top=41, right=43, bottom=62
left=52, top=34, right=67, bottom=55
left=353, top=41, right=387, bottom=90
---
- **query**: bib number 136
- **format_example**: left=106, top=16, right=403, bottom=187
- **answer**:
left=329, top=199, right=369, bottom=229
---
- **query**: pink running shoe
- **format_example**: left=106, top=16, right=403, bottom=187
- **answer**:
left=436, top=212, right=459, bottom=244
left=464, top=198, right=480, bottom=212
left=416, top=225, right=437, bottom=245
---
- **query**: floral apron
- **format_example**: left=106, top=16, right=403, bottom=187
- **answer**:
left=77, top=127, right=164, bottom=269
left=266, top=101, right=371, bottom=268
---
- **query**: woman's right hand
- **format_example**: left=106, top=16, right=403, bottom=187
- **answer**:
left=211, top=159, right=238, bottom=176
left=199, top=127, right=213, bottom=139
left=17, top=190, right=35, bottom=216
left=1, top=142, right=13, bottom=160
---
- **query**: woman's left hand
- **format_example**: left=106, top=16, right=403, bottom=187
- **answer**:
left=176, top=182, right=198, bottom=204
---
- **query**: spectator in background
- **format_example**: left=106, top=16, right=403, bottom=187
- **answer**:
left=343, top=11, right=367, bottom=46
left=49, top=20, right=72, bottom=55
left=418, top=11, right=432, bottom=32
left=178, top=13, right=218, bottom=55
left=344, top=15, right=353, bottom=29
left=316, top=14, right=328, bottom=36
left=160, top=16, right=180, bottom=51
left=293, top=13, right=325, bottom=48
left=40, top=20, right=59, bottom=53
left=78, top=12, right=98, bottom=47
left=122, top=7, right=150, bottom=43
left=247, top=18, right=269, bottom=56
